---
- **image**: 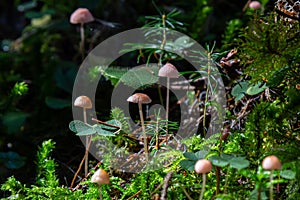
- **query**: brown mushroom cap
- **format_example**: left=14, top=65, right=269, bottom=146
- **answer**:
left=70, top=8, right=94, bottom=24
left=91, top=168, right=110, bottom=184
left=127, top=93, right=152, bottom=104
left=74, top=96, right=92, bottom=109
left=262, top=155, right=282, bottom=170
left=158, top=63, right=179, bottom=78
left=195, top=159, right=212, bottom=174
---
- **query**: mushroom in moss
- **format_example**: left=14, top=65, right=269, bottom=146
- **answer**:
left=127, top=93, right=152, bottom=160
left=195, top=159, right=212, bottom=200
left=74, top=95, right=92, bottom=176
left=91, top=168, right=110, bottom=200
left=70, top=8, right=94, bottom=59
left=262, top=155, right=282, bottom=200
left=158, top=63, right=179, bottom=136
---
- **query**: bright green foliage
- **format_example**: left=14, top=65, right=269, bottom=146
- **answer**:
left=35, top=140, right=58, bottom=188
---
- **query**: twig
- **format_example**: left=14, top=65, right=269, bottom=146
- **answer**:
left=160, top=171, right=174, bottom=200
left=91, top=118, right=120, bottom=129
left=70, top=136, right=93, bottom=188
left=127, top=189, right=142, bottom=200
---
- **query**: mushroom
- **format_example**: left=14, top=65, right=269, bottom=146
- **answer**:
left=70, top=8, right=94, bottom=59
left=262, top=155, right=282, bottom=200
left=158, top=63, right=179, bottom=136
left=249, top=1, right=262, bottom=9
left=91, top=168, right=110, bottom=200
left=127, top=93, right=152, bottom=160
left=74, top=95, right=92, bottom=176
left=194, top=159, right=212, bottom=200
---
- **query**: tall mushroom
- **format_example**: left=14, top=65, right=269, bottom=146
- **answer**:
left=158, top=63, right=179, bottom=136
left=262, top=155, right=282, bottom=200
left=91, top=168, right=110, bottom=200
left=74, top=95, right=92, bottom=176
left=70, top=8, right=94, bottom=59
left=194, top=159, right=212, bottom=200
left=127, top=93, right=152, bottom=160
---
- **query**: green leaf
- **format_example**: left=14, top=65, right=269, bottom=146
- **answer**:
left=183, top=152, right=198, bottom=161
left=93, top=119, right=122, bottom=136
left=179, top=160, right=196, bottom=172
left=45, top=97, right=70, bottom=109
left=231, top=81, right=248, bottom=101
left=94, top=66, right=128, bottom=85
left=76, top=129, right=96, bottom=136
left=120, top=65, right=159, bottom=89
left=280, top=170, right=296, bottom=180
left=246, top=82, right=267, bottom=95
left=229, top=157, right=250, bottom=169
left=195, top=150, right=209, bottom=160
left=2, top=112, right=30, bottom=134
left=208, top=155, right=229, bottom=167
left=69, top=120, right=93, bottom=133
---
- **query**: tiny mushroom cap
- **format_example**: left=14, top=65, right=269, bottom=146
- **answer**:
left=70, top=8, right=94, bottom=24
left=91, top=168, right=110, bottom=184
left=262, top=155, right=282, bottom=170
left=127, top=93, right=152, bottom=104
left=158, top=63, right=179, bottom=78
left=249, top=1, right=262, bottom=9
left=74, top=96, right=92, bottom=109
left=195, top=159, right=212, bottom=174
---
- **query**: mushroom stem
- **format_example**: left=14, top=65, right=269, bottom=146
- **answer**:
left=199, top=173, right=206, bottom=200
left=138, top=102, right=148, bottom=160
left=83, top=107, right=89, bottom=176
left=270, top=171, right=274, bottom=200
left=98, top=184, right=103, bottom=200
left=79, top=22, right=85, bottom=60
left=165, top=77, right=170, bottom=137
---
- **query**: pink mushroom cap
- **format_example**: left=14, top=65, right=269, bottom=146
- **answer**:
left=249, top=1, right=262, bottom=9
left=70, top=8, right=94, bottom=24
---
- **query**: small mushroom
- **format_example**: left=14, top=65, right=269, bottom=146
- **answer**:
left=70, top=8, right=94, bottom=59
left=249, top=1, right=262, bottom=9
left=194, top=159, right=212, bottom=200
left=74, top=95, right=92, bottom=123
left=262, top=155, right=282, bottom=171
left=158, top=63, right=179, bottom=136
left=74, top=95, right=92, bottom=176
left=91, top=168, right=110, bottom=200
left=127, top=93, right=152, bottom=160
left=262, top=155, right=282, bottom=200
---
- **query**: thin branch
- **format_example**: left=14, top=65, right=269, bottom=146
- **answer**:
left=160, top=171, right=173, bottom=200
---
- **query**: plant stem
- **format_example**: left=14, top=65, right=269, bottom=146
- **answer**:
left=159, top=14, right=166, bottom=66
left=83, top=107, right=88, bottom=176
left=199, top=173, right=206, bottom=200
left=216, top=166, right=220, bottom=195
left=203, top=52, right=211, bottom=137
left=138, top=102, right=148, bottom=160
left=155, top=116, right=160, bottom=150
left=270, top=171, right=274, bottom=200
